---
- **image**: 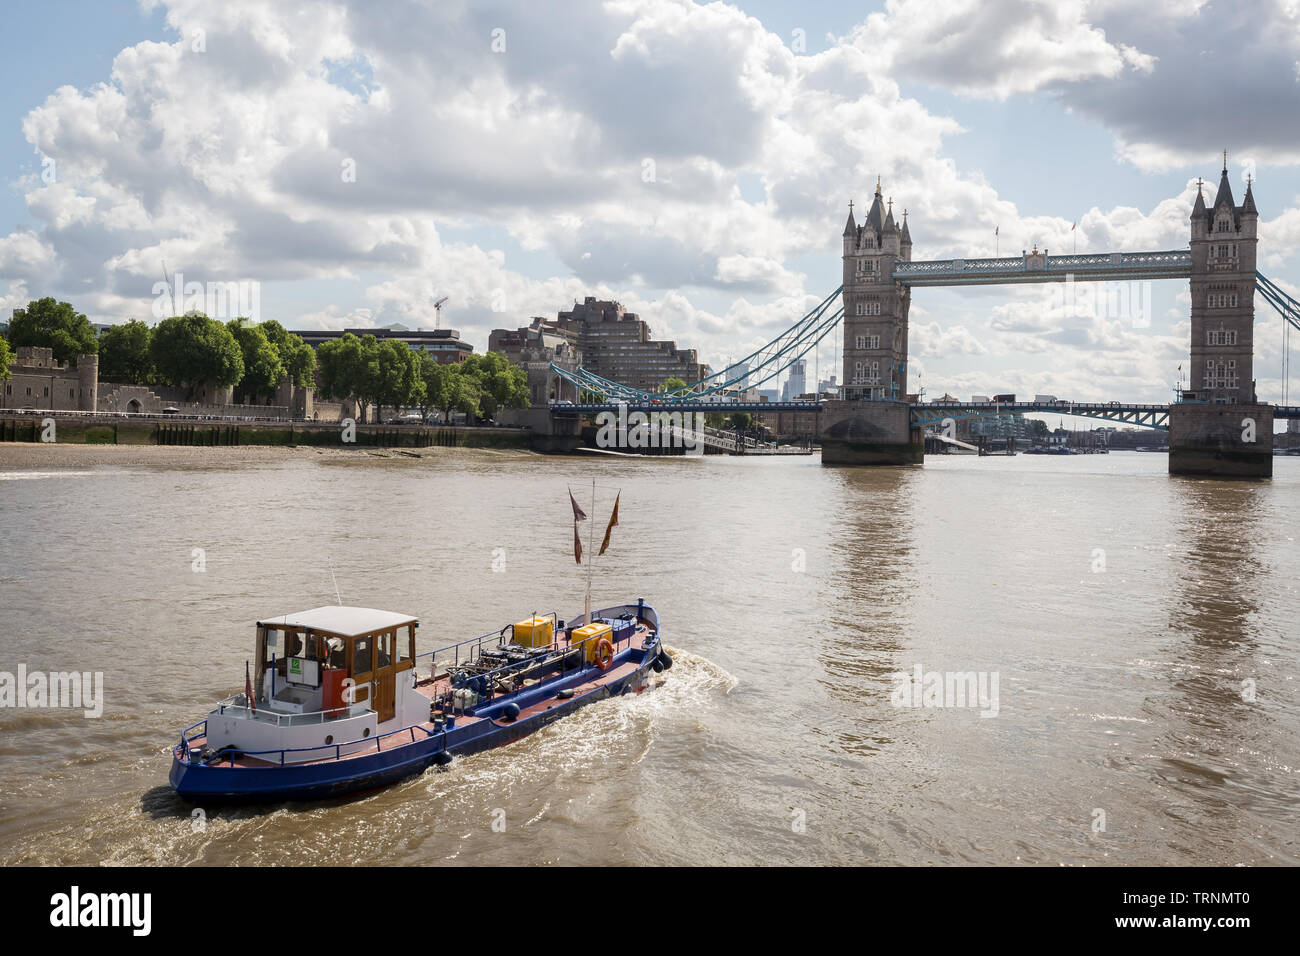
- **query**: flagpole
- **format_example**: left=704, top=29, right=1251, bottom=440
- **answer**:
left=585, top=478, right=596, bottom=625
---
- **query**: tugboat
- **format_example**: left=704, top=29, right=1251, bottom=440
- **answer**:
left=170, top=601, right=668, bottom=802
left=170, top=484, right=670, bottom=802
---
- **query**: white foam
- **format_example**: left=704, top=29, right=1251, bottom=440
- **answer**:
left=0, top=471, right=97, bottom=481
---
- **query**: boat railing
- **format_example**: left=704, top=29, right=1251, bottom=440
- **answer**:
left=413, top=605, right=648, bottom=682
left=213, top=694, right=371, bottom=726
left=178, top=716, right=447, bottom=768
left=412, top=610, right=562, bottom=677
left=431, top=615, right=649, bottom=716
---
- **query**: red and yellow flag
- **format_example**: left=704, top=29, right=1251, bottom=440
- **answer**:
left=598, top=493, right=620, bottom=555
left=569, top=486, right=587, bottom=564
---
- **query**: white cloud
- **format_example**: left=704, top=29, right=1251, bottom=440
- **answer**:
left=912, top=320, right=989, bottom=357
left=849, top=0, right=1154, bottom=100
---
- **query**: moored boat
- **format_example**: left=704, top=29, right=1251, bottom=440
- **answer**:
left=170, top=601, right=668, bottom=802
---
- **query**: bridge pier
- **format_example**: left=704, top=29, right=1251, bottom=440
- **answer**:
left=1168, top=402, right=1272, bottom=478
left=820, top=400, right=923, bottom=466
left=496, top=407, right=583, bottom=453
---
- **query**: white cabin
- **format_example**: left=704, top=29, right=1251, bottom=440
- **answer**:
left=204, top=606, right=431, bottom=763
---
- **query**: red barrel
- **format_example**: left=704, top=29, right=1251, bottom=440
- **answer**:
left=322, top=668, right=347, bottom=717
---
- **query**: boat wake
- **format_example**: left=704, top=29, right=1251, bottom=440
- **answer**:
left=0, top=471, right=98, bottom=481
left=1, top=652, right=738, bottom=867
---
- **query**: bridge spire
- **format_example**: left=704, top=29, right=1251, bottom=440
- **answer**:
left=842, top=200, right=857, bottom=237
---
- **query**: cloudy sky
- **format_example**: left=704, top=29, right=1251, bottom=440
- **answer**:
left=2, top=0, right=1299, bottom=405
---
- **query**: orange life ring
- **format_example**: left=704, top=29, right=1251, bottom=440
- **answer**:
left=594, top=638, right=614, bottom=671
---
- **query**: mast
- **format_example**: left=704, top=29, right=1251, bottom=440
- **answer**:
left=584, top=478, right=596, bottom=625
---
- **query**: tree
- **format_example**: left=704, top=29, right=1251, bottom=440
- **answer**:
left=442, top=369, right=481, bottom=421
left=150, top=312, right=244, bottom=400
left=460, top=351, right=528, bottom=418
left=419, top=353, right=450, bottom=417
left=661, top=376, right=689, bottom=395
left=371, top=338, right=425, bottom=414
left=317, top=334, right=422, bottom=421
left=0, top=335, right=12, bottom=383
left=316, top=332, right=370, bottom=419
left=420, top=358, right=481, bottom=421
left=729, top=412, right=753, bottom=430
left=259, top=320, right=316, bottom=388
left=98, top=320, right=156, bottom=385
left=8, top=298, right=97, bottom=365
left=228, top=319, right=286, bottom=403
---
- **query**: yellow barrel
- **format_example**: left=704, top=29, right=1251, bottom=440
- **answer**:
left=571, top=622, right=613, bottom=664
left=514, top=617, right=554, bottom=648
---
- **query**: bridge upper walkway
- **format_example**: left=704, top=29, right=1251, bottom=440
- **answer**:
left=893, top=250, right=1192, bottom=286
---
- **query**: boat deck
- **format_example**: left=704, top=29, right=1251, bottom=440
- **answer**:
left=185, top=621, right=656, bottom=769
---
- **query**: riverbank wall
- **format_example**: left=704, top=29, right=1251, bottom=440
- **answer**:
left=0, top=415, right=531, bottom=450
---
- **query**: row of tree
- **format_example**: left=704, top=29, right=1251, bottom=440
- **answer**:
left=315, top=333, right=528, bottom=422
left=102, top=314, right=317, bottom=403
left=2, top=298, right=316, bottom=402
left=2, top=297, right=530, bottom=420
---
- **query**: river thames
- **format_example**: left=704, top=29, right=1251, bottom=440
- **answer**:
left=1, top=445, right=1297, bottom=865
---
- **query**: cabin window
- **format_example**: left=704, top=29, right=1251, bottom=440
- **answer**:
left=263, top=629, right=284, bottom=666
left=353, top=635, right=374, bottom=674
left=377, top=631, right=393, bottom=669
left=327, top=638, right=345, bottom=669
left=399, top=625, right=414, bottom=664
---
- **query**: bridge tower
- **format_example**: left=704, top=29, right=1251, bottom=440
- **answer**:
left=821, top=177, right=923, bottom=465
left=1169, top=157, right=1272, bottom=477
left=841, top=181, right=912, bottom=400
left=1186, top=161, right=1258, bottom=403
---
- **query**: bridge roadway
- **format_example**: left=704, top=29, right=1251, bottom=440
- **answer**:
left=553, top=401, right=1300, bottom=432
left=893, top=250, right=1192, bottom=287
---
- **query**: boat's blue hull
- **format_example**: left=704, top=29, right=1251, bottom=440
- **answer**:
left=170, top=632, right=662, bottom=803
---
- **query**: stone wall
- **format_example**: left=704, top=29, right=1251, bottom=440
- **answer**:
left=1, top=347, right=97, bottom=412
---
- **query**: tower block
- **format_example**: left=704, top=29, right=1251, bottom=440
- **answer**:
left=1169, top=160, right=1272, bottom=477
left=821, top=179, right=923, bottom=465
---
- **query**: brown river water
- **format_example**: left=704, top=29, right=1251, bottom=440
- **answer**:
left=0, top=445, right=1296, bottom=865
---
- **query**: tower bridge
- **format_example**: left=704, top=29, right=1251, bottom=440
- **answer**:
left=548, top=158, right=1299, bottom=476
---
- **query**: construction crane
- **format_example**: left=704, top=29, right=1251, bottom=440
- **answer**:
left=433, top=296, right=448, bottom=329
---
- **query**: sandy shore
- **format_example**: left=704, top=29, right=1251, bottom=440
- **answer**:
left=0, top=442, right=517, bottom=469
